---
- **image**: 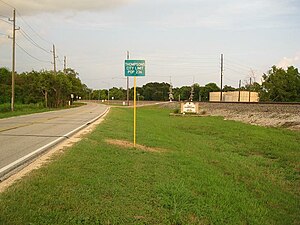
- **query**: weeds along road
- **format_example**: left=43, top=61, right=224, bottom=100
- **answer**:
left=0, top=102, right=108, bottom=179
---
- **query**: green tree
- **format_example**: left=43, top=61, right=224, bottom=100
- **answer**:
left=193, top=83, right=201, bottom=101
left=178, top=86, right=191, bottom=101
left=0, top=67, right=12, bottom=104
left=201, top=83, right=220, bottom=101
left=261, top=66, right=300, bottom=102
left=141, top=82, right=169, bottom=101
left=223, top=85, right=236, bottom=92
left=4, top=68, right=87, bottom=107
left=109, top=87, right=125, bottom=100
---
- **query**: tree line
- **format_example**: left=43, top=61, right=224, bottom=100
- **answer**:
left=1, top=65, right=299, bottom=106
left=0, top=67, right=88, bottom=107
left=90, top=66, right=300, bottom=102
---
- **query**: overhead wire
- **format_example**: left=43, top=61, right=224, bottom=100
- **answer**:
left=225, top=67, right=249, bottom=75
left=16, top=11, right=53, bottom=46
left=18, top=28, right=51, bottom=54
left=0, top=0, right=57, bottom=67
left=226, top=63, right=251, bottom=73
left=226, top=58, right=253, bottom=70
left=225, top=63, right=251, bottom=72
left=57, top=56, right=64, bottom=68
left=0, top=0, right=14, bottom=9
left=16, top=42, right=52, bottom=64
left=224, top=77, right=238, bottom=83
left=0, top=18, right=12, bottom=25
left=0, top=14, right=10, bottom=18
left=0, top=1, right=65, bottom=70
left=0, top=32, right=8, bottom=36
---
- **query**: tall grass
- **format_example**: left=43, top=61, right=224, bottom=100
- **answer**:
left=0, top=106, right=299, bottom=224
left=0, top=102, right=83, bottom=119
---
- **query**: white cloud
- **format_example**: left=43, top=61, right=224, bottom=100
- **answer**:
left=0, top=0, right=135, bottom=15
left=277, top=53, right=300, bottom=69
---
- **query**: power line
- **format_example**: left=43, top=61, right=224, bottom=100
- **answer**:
left=57, top=56, right=64, bottom=68
left=16, top=11, right=53, bottom=45
left=0, top=2, right=53, bottom=50
left=16, top=42, right=51, bottom=63
left=19, top=28, right=51, bottom=54
left=0, top=17, right=12, bottom=25
left=226, top=58, right=252, bottom=70
left=0, top=32, right=8, bottom=36
left=0, top=0, right=14, bottom=9
left=227, top=68, right=248, bottom=77
left=0, top=14, right=10, bottom=18
left=225, top=66, right=252, bottom=76
left=226, top=63, right=250, bottom=72
left=224, top=77, right=238, bottom=83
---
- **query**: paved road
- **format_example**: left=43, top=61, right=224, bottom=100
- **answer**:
left=0, top=102, right=108, bottom=178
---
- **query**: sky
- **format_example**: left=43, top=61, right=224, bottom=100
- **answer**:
left=0, top=0, right=299, bottom=89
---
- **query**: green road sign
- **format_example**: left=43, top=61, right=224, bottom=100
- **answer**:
left=125, top=60, right=145, bottom=77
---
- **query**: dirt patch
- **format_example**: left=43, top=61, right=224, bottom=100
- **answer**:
left=0, top=109, right=110, bottom=193
left=105, top=139, right=166, bottom=153
left=200, top=103, right=300, bottom=131
left=166, top=102, right=300, bottom=131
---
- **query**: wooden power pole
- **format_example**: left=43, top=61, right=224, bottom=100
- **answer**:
left=64, top=56, right=67, bottom=72
left=220, top=53, right=224, bottom=102
left=52, top=44, right=57, bottom=75
left=238, top=80, right=241, bottom=102
left=249, top=77, right=252, bottom=102
left=9, top=9, right=18, bottom=112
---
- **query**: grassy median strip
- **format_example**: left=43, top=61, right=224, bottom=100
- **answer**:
left=0, top=106, right=299, bottom=224
left=0, top=103, right=85, bottom=119
left=0, top=103, right=52, bottom=119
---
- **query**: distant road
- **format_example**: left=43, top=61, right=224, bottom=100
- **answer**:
left=0, top=102, right=108, bottom=179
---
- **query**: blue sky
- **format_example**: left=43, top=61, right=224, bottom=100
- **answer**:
left=0, top=0, right=299, bottom=89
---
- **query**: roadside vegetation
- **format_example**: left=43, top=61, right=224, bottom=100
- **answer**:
left=0, top=102, right=85, bottom=119
left=0, top=103, right=51, bottom=119
left=1, top=66, right=87, bottom=118
left=0, top=67, right=88, bottom=108
left=0, top=106, right=299, bottom=224
left=90, top=65, right=300, bottom=102
left=2, top=66, right=299, bottom=107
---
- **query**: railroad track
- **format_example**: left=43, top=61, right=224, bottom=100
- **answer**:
left=205, top=101, right=300, bottom=105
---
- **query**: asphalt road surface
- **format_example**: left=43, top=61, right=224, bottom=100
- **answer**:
left=0, top=102, right=108, bottom=178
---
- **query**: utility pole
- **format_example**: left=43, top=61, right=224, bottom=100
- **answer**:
left=238, top=80, right=241, bottom=102
left=250, top=69, right=256, bottom=83
left=108, top=88, right=110, bottom=105
left=220, top=53, right=224, bottom=102
left=52, top=44, right=57, bottom=75
left=9, top=9, right=19, bottom=112
left=189, top=85, right=194, bottom=102
left=64, top=56, right=67, bottom=72
left=168, top=76, right=174, bottom=102
left=249, top=77, right=252, bottom=102
left=189, top=76, right=195, bottom=102
left=126, top=51, right=130, bottom=106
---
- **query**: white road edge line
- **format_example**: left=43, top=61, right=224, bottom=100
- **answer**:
left=0, top=107, right=109, bottom=179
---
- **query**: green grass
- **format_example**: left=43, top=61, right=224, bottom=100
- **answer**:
left=0, top=106, right=299, bottom=224
left=0, top=102, right=84, bottom=119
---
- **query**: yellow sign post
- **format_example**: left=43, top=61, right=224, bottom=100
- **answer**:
left=133, top=77, right=137, bottom=147
left=125, top=59, right=145, bottom=147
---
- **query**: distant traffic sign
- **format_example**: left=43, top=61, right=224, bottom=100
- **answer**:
left=125, top=60, right=145, bottom=77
